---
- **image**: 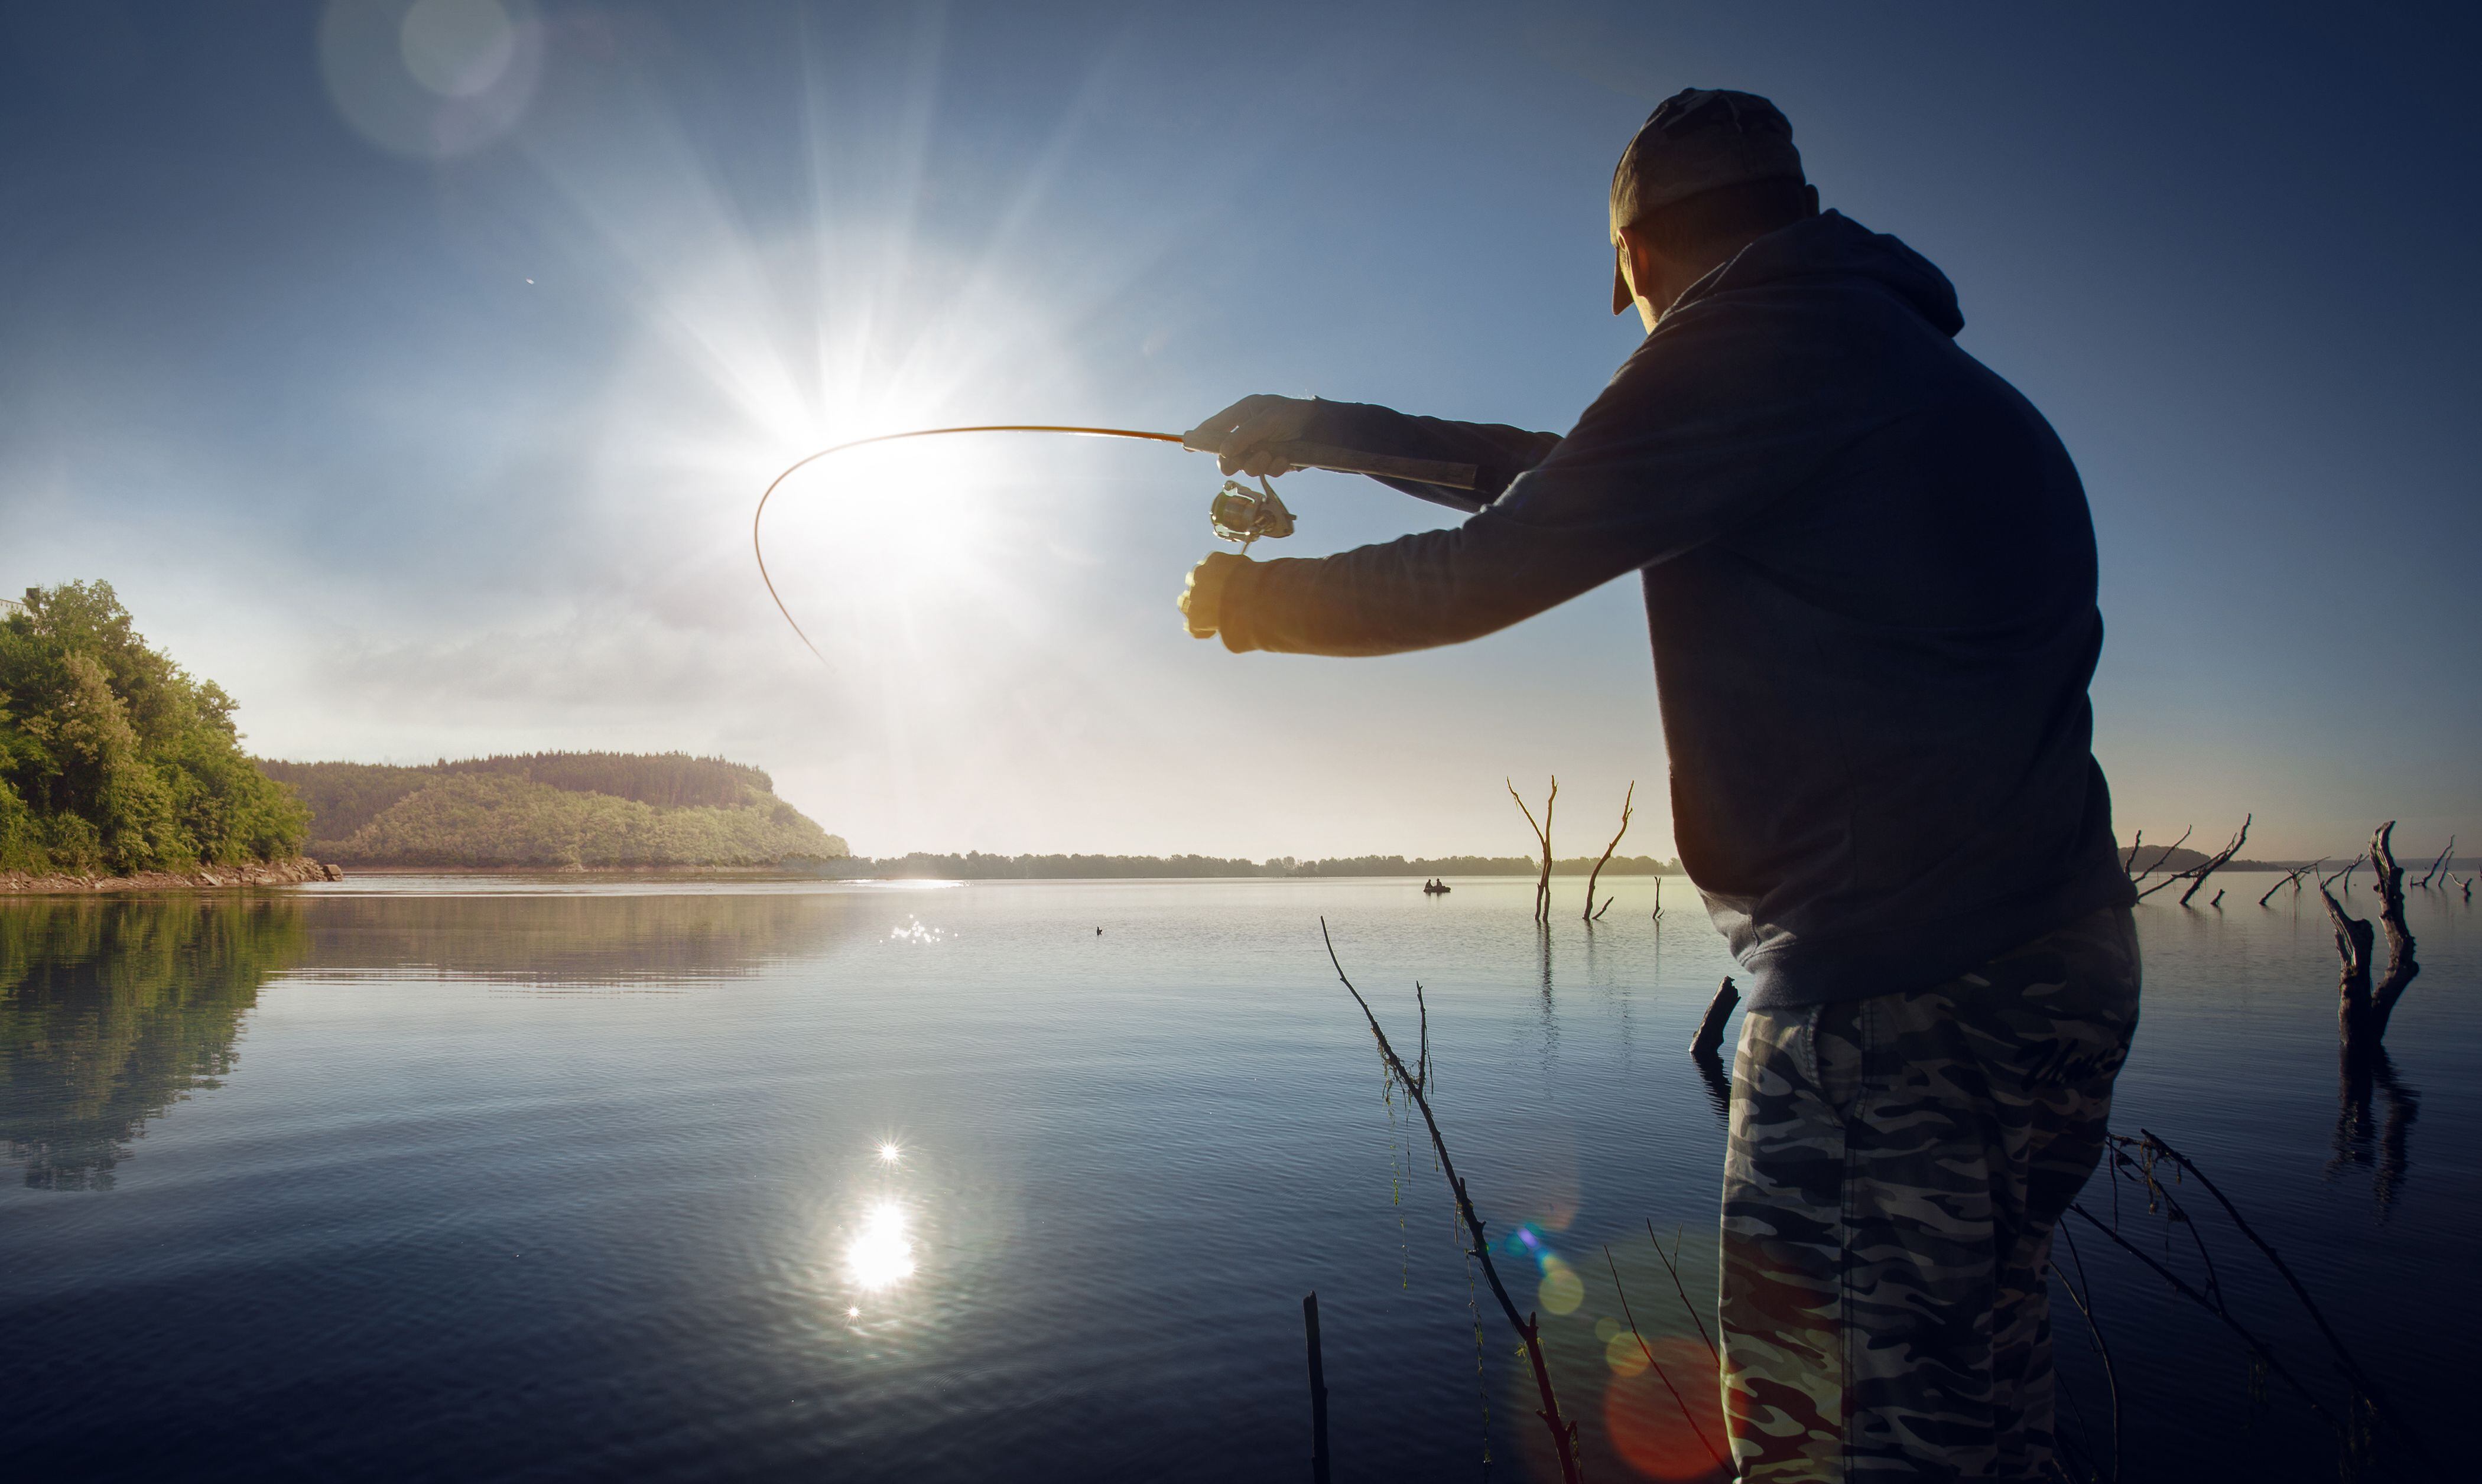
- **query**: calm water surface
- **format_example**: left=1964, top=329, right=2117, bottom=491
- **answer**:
left=2, top=875, right=2473, bottom=1482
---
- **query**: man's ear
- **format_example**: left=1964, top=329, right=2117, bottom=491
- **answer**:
left=1614, top=223, right=1662, bottom=316
left=1804, top=184, right=1821, bottom=217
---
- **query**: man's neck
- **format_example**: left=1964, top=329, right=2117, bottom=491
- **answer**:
left=1651, top=239, right=1753, bottom=321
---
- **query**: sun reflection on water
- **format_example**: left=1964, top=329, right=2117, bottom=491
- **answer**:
left=846, top=1201, right=915, bottom=1292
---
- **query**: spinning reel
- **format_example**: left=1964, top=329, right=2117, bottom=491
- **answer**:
left=1207, top=475, right=1297, bottom=552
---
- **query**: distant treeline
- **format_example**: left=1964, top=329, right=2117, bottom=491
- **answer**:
left=824, top=852, right=1684, bottom=880
left=256, top=753, right=846, bottom=868
left=2118, top=844, right=2468, bottom=873
left=2, top=582, right=309, bottom=877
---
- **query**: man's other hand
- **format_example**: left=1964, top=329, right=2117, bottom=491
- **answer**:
left=1184, top=395, right=1317, bottom=478
left=1179, top=552, right=1248, bottom=639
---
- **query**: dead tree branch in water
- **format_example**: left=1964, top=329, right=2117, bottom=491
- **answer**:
left=2317, top=859, right=2354, bottom=890
left=1509, top=777, right=1556, bottom=926
left=2124, top=825, right=2192, bottom=886
left=1691, top=977, right=1740, bottom=1062
left=2259, top=858, right=2321, bottom=907
left=2322, top=883, right=2377, bottom=1053
left=1648, top=1221, right=1717, bottom=1363
left=1320, top=920, right=1586, bottom=1483
left=2064, top=1203, right=2341, bottom=1437
left=2133, top=815, right=2249, bottom=904
left=1603, top=1245, right=1726, bottom=1472
left=2412, top=836, right=2452, bottom=889
left=2054, top=1219, right=2120, bottom=1483
left=1584, top=782, right=1635, bottom=923
left=2330, top=822, right=2422, bottom=1061
left=2098, top=1131, right=2433, bottom=1470
left=2366, top=824, right=2419, bottom=1040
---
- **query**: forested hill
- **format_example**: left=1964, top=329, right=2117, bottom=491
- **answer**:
left=257, top=753, right=847, bottom=868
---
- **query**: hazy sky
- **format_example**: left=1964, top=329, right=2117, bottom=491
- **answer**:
left=4, top=1, right=2475, bottom=861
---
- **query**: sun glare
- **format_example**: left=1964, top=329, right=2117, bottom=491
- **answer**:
left=844, top=1201, right=915, bottom=1291
left=876, top=1141, right=902, bottom=1164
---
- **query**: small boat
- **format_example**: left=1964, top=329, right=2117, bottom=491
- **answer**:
left=1422, top=880, right=1452, bottom=895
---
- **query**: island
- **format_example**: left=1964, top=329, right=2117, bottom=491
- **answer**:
left=258, top=752, right=849, bottom=870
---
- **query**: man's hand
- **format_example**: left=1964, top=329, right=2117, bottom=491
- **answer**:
left=1183, top=394, right=1318, bottom=478
left=1178, top=552, right=1249, bottom=640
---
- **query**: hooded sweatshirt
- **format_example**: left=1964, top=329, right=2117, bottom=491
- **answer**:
left=1212, top=210, right=2135, bottom=1009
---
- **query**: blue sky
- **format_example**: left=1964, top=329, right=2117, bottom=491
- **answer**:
left=3, top=1, right=2474, bottom=860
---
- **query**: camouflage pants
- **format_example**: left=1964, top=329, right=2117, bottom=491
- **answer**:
left=1720, top=906, right=2140, bottom=1482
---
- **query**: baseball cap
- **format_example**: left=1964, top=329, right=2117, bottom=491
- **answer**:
left=1610, top=89, right=1805, bottom=313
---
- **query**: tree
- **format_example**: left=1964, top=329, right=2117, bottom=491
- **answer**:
left=0, top=582, right=309, bottom=875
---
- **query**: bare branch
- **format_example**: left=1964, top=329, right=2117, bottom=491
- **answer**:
left=2133, top=1130, right=2426, bottom=1463
left=2065, top=1203, right=2341, bottom=1436
left=2126, top=825, right=2192, bottom=884
left=1508, top=777, right=1557, bottom=926
left=2175, top=815, right=2249, bottom=907
left=1603, top=1245, right=1726, bottom=1470
left=2132, top=816, right=2247, bottom=904
left=2415, top=835, right=2454, bottom=889
left=1647, top=1221, right=1718, bottom=1364
left=1320, top=920, right=1586, bottom=1482
left=1583, top=782, right=1635, bottom=923
left=2258, top=858, right=2321, bottom=908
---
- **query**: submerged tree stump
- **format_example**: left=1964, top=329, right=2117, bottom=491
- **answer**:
left=1692, top=976, right=1741, bottom=1061
left=2329, top=822, right=2419, bottom=1063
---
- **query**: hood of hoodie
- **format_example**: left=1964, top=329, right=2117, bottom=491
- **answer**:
left=1672, top=209, right=1965, bottom=338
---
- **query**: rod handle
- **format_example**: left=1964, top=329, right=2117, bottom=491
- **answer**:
left=1182, top=434, right=1479, bottom=491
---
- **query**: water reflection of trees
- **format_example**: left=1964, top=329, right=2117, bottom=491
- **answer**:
left=298, top=890, right=869, bottom=987
left=0, top=890, right=872, bottom=1189
left=2330, top=1049, right=2419, bottom=1213
left=0, top=897, right=307, bottom=1190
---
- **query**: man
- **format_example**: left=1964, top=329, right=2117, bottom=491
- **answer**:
left=1179, top=89, right=2140, bottom=1482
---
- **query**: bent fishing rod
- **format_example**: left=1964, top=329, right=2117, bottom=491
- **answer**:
left=753, top=424, right=1478, bottom=662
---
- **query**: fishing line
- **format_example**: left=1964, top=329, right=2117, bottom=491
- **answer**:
left=752, top=422, right=1480, bottom=663
left=752, top=424, right=1188, bottom=664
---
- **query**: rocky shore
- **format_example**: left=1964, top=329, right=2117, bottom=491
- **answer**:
left=0, top=857, right=345, bottom=893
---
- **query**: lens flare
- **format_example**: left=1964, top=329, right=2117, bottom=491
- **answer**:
left=877, top=1141, right=902, bottom=1164
left=1604, top=1335, right=1727, bottom=1481
left=1538, top=1255, right=1586, bottom=1316
left=844, top=1201, right=915, bottom=1291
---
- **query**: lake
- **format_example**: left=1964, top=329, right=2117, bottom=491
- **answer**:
left=2, top=874, right=2473, bottom=1482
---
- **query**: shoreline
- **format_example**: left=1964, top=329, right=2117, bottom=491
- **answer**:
left=1, top=857, right=345, bottom=894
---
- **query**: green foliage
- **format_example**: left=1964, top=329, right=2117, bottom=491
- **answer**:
left=259, top=751, right=780, bottom=841
left=0, top=582, right=310, bottom=876
left=262, top=761, right=847, bottom=867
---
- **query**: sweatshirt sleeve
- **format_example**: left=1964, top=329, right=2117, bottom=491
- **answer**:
left=1292, top=398, right=1564, bottom=513
left=1216, top=298, right=1895, bottom=657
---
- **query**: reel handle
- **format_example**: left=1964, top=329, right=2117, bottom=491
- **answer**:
left=1181, top=434, right=1478, bottom=491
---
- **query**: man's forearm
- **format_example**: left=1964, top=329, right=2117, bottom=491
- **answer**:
left=1298, top=399, right=1562, bottom=512
left=1215, top=509, right=1647, bottom=656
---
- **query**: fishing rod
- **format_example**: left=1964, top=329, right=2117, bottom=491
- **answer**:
left=752, top=423, right=1479, bottom=662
